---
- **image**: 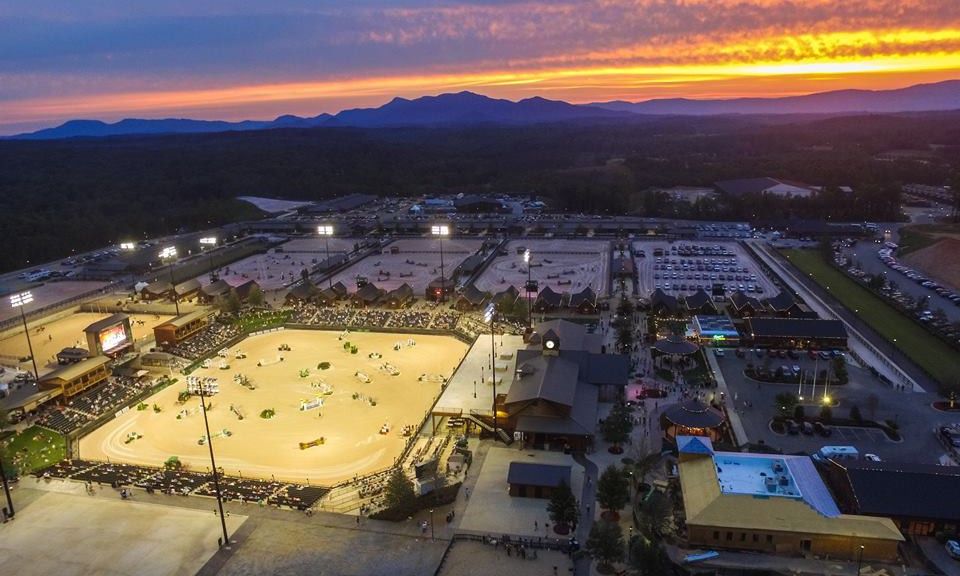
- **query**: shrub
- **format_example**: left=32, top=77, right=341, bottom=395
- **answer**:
left=820, top=405, right=833, bottom=422
left=793, top=405, right=805, bottom=421
left=849, top=404, right=862, bottom=422
left=318, top=362, right=331, bottom=370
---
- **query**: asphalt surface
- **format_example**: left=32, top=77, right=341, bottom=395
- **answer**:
left=712, top=352, right=960, bottom=464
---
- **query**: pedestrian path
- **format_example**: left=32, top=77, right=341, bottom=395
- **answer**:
left=705, top=352, right=749, bottom=446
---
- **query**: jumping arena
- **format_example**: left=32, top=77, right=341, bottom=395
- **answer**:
left=81, top=329, right=469, bottom=485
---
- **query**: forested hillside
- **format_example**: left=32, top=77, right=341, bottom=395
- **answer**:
left=1, top=112, right=958, bottom=272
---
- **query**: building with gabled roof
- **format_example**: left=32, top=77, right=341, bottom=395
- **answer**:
left=383, top=283, right=414, bottom=309
left=762, top=290, right=803, bottom=317
left=492, top=285, right=520, bottom=308
left=199, top=279, right=232, bottom=303
left=233, top=280, right=262, bottom=303
left=453, top=284, right=489, bottom=311
left=500, top=321, right=629, bottom=450
left=141, top=279, right=173, bottom=301
left=715, top=177, right=817, bottom=198
left=821, top=460, right=960, bottom=536
left=568, top=286, right=598, bottom=315
left=507, top=462, right=572, bottom=499
left=677, top=436, right=903, bottom=562
left=174, top=278, right=202, bottom=300
left=351, top=283, right=385, bottom=307
left=745, top=318, right=847, bottom=349
left=532, top=286, right=565, bottom=312
left=649, top=288, right=679, bottom=317
left=683, top=289, right=717, bottom=315
left=728, top=290, right=763, bottom=317
left=285, top=281, right=318, bottom=304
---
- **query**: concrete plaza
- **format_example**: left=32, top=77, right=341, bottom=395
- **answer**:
left=0, top=480, right=246, bottom=576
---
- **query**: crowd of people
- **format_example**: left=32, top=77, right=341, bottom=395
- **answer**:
left=167, top=322, right=241, bottom=360
left=36, top=459, right=330, bottom=510
left=34, top=407, right=90, bottom=434
left=67, top=375, right=153, bottom=418
left=33, top=375, right=160, bottom=434
left=267, top=301, right=468, bottom=334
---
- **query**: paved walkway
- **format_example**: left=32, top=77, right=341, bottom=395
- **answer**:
left=705, top=351, right=749, bottom=446
left=571, top=452, right=597, bottom=576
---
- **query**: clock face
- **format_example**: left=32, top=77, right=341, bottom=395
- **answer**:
left=545, top=340, right=556, bottom=349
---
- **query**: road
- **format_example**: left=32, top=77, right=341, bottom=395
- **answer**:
left=845, top=212, right=960, bottom=322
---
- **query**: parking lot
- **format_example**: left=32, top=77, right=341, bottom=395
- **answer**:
left=474, top=238, right=610, bottom=296
left=633, top=240, right=779, bottom=298
left=710, top=349, right=960, bottom=463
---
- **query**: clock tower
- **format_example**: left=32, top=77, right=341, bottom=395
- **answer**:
left=542, top=329, right=560, bottom=356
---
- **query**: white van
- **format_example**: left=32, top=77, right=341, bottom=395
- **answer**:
left=814, top=445, right=860, bottom=462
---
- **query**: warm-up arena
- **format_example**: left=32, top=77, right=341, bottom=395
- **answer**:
left=81, top=329, right=469, bottom=484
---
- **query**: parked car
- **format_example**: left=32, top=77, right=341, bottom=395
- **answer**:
left=712, top=349, right=725, bottom=358
left=786, top=420, right=800, bottom=435
left=939, top=426, right=960, bottom=448
left=945, top=540, right=960, bottom=560
left=814, top=422, right=832, bottom=437
left=801, top=422, right=815, bottom=436
left=735, top=348, right=746, bottom=358
left=864, top=453, right=882, bottom=462
left=787, top=349, right=799, bottom=359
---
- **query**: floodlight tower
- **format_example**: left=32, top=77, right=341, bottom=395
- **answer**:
left=9, top=291, right=39, bottom=384
left=317, top=225, right=335, bottom=288
left=431, top=225, right=449, bottom=303
left=190, top=377, right=230, bottom=547
left=199, top=237, right=218, bottom=281
left=484, top=302, right=498, bottom=442
left=524, top=249, right=533, bottom=328
left=159, top=247, right=180, bottom=315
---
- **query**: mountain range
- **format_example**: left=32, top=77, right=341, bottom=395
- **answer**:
left=11, top=80, right=960, bottom=140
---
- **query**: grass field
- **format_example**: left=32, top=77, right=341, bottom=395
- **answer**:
left=780, top=249, right=957, bottom=386
left=1, top=426, right=66, bottom=475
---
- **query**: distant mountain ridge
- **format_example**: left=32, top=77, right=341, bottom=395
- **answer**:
left=11, top=92, right=627, bottom=140
left=10, top=80, right=960, bottom=139
left=589, top=80, right=960, bottom=116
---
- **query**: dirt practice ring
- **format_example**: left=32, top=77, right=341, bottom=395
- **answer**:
left=81, top=329, right=469, bottom=484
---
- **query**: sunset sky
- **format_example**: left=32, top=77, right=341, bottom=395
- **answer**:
left=1, top=0, right=959, bottom=134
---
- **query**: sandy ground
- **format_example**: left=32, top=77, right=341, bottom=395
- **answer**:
left=0, top=483, right=245, bottom=576
left=0, top=312, right=173, bottom=376
left=81, top=329, right=469, bottom=484
left=0, top=280, right=112, bottom=324
left=328, top=238, right=484, bottom=294
left=632, top=240, right=779, bottom=297
left=902, top=238, right=960, bottom=291
left=206, top=238, right=357, bottom=291
left=474, top=239, right=610, bottom=296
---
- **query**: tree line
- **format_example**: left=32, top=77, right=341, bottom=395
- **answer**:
left=1, top=111, right=957, bottom=272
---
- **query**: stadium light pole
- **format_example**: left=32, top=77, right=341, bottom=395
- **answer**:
left=194, top=379, right=230, bottom=547
left=524, top=249, right=532, bottom=328
left=199, top=237, right=218, bottom=281
left=431, top=225, right=449, bottom=303
left=484, top=302, right=498, bottom=442
left=159, top=247, right=180, bottom=316
left=10, top=291, right=40, bottom=385
left=0, top=445, right=14, bottom=519
left=317, top=225, right=335, bottom=288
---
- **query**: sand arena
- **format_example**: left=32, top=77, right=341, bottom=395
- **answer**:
left=81, top=329, right=469, bottom=484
